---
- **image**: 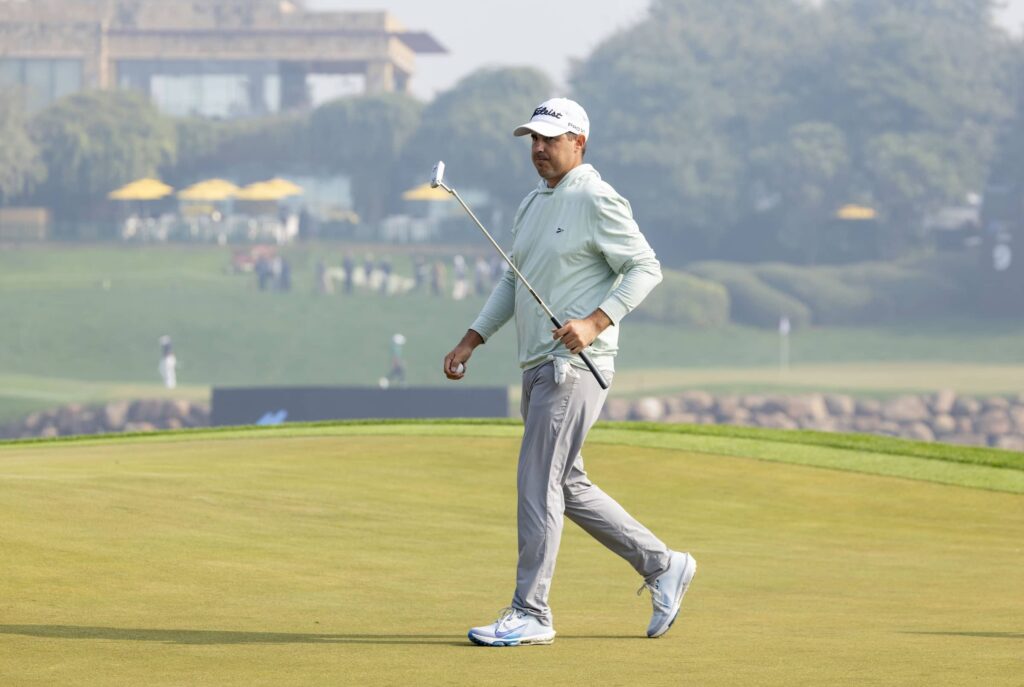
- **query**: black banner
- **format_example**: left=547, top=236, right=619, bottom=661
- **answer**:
left=211, top=386, right=509, bottom=427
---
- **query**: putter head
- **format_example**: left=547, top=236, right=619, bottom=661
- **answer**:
left=430, top=160, right=446, bottom=189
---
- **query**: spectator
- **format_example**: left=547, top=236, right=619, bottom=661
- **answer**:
left=452, top=254, right=468, bottom=300
left=475, top=256, right=491, bottom=296
left=342, top=253, right=354, bottom=294
left=158, top=335, right=177, bottom=389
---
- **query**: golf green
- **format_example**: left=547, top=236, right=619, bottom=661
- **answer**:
left=1, top=423, right=1021, bottom=686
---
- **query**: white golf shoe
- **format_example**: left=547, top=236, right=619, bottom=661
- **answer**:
left=639, top=551, right=697, bottom=638
left=468, top=607, right=556, bottom=647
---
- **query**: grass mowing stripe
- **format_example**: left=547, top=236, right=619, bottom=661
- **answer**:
left=587, top=428, right=1024, bottom=494
left=1, top=420, right=1020, bottom=493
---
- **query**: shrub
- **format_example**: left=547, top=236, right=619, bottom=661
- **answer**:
left=689, top=262, right=812, bottom=329
left=754, top=263, right=874, bottom=324
left=633, top=269, right=730, bottom=327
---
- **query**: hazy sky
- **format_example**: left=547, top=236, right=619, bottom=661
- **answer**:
left=308, top=0, right=1024, bottom=100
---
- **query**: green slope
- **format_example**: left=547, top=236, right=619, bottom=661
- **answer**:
left=1, top=423, right=1021, bottom=686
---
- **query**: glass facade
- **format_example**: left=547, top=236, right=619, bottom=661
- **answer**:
left=117, top=60, right=282, bottom=119
left=0, top=59, right=82, bottom=110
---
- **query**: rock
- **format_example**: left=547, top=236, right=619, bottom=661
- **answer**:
left=930, top=389, right=957, bottom=415
left=123, top=422, right=157, bottom=433
left=602, top=398, right=631, bottom=422
left=943, top=433, right=988, bottom=447
left=103, top=400, right=131, bottom=430
left=1011, top=406, right=1024, bottom=431
left=663, top=395, right=688, bottom=415
left=956, top=417, right=975, bottom=434
left=976, top=410, right=1013, bottom=436
left=56, top=404, right=84, bottom=434
left=994, top=436, right=1024, bottom=452
left=696, top=413, right=718, bottom=425
left=164, top=418, right=183, bottom=431
left=189, top=403, right=211, bottom=425
left=881, top=395, right=930, bottom=423
left=39, top=425, right=59, bottom=438
left=982, top=396, right=1010, bottom=411
left=903, top=422, right=935, bottom=442
left=952, top=397, right=981, bottom=417
left=166, top=399, right=193, bottom=421
left=663, top=412, right=699, bottom=424
left=23, top=412, right=44, bottom=432
left=718, top=406, right=752, bottom=425
left=855, top=398, right=882, bottom=416
left=754, top=412, right=799, bottom=430
left=714, top=396, right=741, bottom=417
left=70, top=408, right=98, bottom=436
left=930, top=414, right=957, bottom=436
left=632, top=397, right=666, bottom=422
left=741, top=395, right=768, bottom=412
left=680, top=391, right=715, bottom=413
left=824, top=394, right=856, bottom=417
left=799, top=417, right=838, bottom=432
left=854, top=416, right=881, bottom=433
left=877, top=421, right=903, bottom=436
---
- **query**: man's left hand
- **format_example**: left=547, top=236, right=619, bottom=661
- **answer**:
left=552, top=309, right=612, bottom=354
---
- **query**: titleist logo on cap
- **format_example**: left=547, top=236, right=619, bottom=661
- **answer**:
left=533, top=106, right=563, bottom=119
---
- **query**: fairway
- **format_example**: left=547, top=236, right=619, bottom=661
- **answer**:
left=1, top=423, right=1022, bottom=686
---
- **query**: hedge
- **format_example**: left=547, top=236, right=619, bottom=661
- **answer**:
left=632, top=268, right=730, bottom=327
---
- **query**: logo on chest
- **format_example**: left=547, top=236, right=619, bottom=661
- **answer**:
left=555, top=227, right=564, bottom=234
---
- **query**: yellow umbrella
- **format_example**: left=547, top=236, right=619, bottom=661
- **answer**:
left=401, top=182, right=451, bottom=201
left=233, top=181, right=293, bottom=202
left=265, top=177, right=304, bottom=197
left=177, top=179, right=239, bottom=201
left=836, top=204, right=877, bottom=220
left=108, top=178, right=174, bottom=200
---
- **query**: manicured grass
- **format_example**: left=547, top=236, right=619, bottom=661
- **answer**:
left=1, top=422, right=1021, bottom=686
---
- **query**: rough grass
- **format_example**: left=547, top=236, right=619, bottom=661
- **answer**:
left=1, top=422, right=1022, bottom=686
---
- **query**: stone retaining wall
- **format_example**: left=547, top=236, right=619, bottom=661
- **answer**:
left=601, top=390, right=1024, bottom=451
left=1, top=399, right=211, bottom=440
left=3, top=392, right=1023, bottom=452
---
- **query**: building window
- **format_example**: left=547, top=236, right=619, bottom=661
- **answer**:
left=0, top=59, right=83, bottom=110
left=117, top=59, right=281, bottom=119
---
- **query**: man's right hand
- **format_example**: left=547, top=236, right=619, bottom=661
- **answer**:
left=443, top=329, right=484, bottom=381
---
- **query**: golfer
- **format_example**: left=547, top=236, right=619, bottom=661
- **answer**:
left=443, top=97, right=696, bottom=646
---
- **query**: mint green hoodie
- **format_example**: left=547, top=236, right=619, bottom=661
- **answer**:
left=470, top=163, right=662, bottom=373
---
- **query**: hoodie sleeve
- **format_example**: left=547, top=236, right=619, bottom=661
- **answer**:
left=592, top=190, right=663, bottom=325
left=469, top=262, right=515, bottom=341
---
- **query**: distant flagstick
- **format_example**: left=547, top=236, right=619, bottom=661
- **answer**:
left=430, top=161, right=609, bottom=390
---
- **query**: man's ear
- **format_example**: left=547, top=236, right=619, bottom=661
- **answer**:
left=576, top=134, right=587, bottom=153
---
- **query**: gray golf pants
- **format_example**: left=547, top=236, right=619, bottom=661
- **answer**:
left=512, top=360, right=671, bottom=625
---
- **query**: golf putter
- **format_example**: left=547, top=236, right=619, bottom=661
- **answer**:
left=431, top=161, right=609, bottom=390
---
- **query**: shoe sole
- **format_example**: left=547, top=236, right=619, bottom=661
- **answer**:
left=467, top=631, right=556, bottom=647
left=648, top=553, right=697, bottom=638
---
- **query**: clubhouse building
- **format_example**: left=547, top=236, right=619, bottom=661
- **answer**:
left=0, top=0, right=445, bottom=117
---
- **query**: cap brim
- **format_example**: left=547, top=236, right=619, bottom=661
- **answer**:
left=513, top=121, right=570, bottom=137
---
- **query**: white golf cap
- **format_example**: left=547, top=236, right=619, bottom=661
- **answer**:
left=513, top=97, right=590, bottom=140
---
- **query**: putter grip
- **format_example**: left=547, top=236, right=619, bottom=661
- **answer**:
left=550, top=317, right=609, bottom=390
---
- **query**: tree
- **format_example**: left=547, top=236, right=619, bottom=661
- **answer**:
left=0, top=90, right=45, bottom=205
left=309, top=92, right=422, bottom=225
left=30, top=90, right=176, bottom=219
left=570, top=0, right=820, bottom=262
left=167, top=113, right=310, bottom=186
left=815, top=0, right=1014, bottom=238
left=399, top=67, right=555, bottom=221
left=749, top=122, right=851, bottom=262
